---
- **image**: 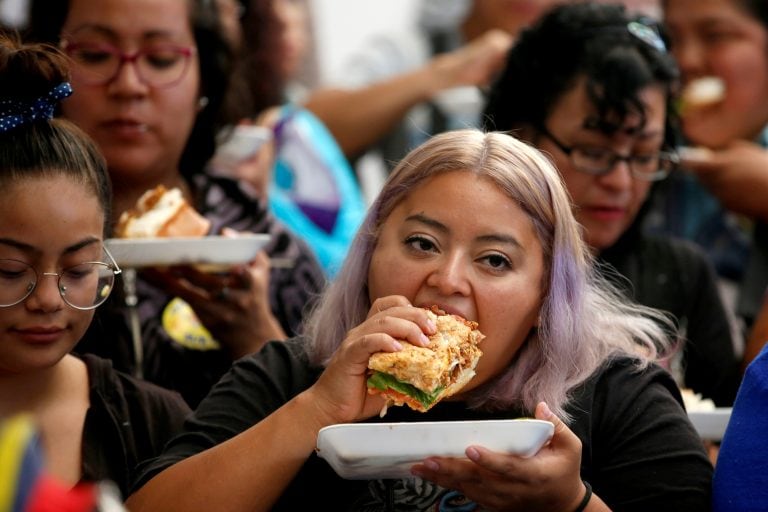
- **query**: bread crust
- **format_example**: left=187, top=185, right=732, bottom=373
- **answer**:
left=115, top=185, right=211, bottom=238
left=154, top=204, right=211, bottom=237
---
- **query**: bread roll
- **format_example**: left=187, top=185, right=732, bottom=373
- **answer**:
left=115, top=185, right=211, bottom=238
left=681, top=76, right=725, bottom=111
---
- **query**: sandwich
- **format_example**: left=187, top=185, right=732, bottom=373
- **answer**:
left=680, top=76, right=725, bottom=112
left=367, top=306, right=485, bottom=414
left=115, top=185, right=211, bottom=238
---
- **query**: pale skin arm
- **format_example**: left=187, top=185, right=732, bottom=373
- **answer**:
left=412, top=402, right=611, bottom=512
left=125, top=296, right=436, bottom=512
left=303, top=29, right=513, bottom=159
left=680, top=141, right=768, bottom=223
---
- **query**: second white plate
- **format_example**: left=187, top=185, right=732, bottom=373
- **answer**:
left=316, top=419, right=554, bottom=480
left=106, top=234, right=270, bottom=269
left=688, top=408, right=732, bottom=441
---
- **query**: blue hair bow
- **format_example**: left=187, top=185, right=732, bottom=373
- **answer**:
left=0, top=82, right=73, bottom=134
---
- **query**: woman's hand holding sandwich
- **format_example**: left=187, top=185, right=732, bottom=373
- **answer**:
left=305, top=295, right=436, bottom=425
left=411, top=402, right=602, bottom=512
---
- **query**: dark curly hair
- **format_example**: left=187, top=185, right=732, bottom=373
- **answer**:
left=484, top=2, right=681, bottom=150
left=735, top=0, right=768, bottom=27
left=24, top=0, right=234, bottom=179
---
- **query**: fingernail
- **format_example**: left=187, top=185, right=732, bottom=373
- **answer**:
left=392, top=341, right=403, bottom=350
left=424, top=460, right=439, bottom=471
left=467, top=447, right=480, bottom=461
left=539, top=401, right=552, bottom=418
left=420, top=333, right=431, bottom=345
left=426, top=319, right=437, bottom=333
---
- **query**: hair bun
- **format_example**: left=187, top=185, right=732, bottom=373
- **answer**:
left=0, top=31, right=70, bottom=101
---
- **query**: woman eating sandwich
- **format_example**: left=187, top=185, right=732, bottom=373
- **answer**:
left=126, top=128, right=712, bottom=511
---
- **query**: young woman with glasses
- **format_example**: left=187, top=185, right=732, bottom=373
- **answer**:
left=0, top=32, right=190, bottom=498
left=484, top=2, right=740, bottom=407
left=24, top=0, right=327, bottom=408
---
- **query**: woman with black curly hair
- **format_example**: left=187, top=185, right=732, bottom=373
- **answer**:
left=484, top=1, right=740, bottom=408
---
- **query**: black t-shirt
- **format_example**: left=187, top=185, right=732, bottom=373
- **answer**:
left=133, top=338, right=713, bottom=511
left=600, top=231, right=741, bottom=406
left=79, top=354, right=191, bottom=498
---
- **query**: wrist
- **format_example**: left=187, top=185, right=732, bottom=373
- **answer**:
left=294, top=387, right=339, bottom=432
left=423, top=56, right=456, bottom=98
left=279, top=393, right=330, bottom=457
left=223, top=318, right=284, bottom=360
left=572, top=481, right=592, bottom=512
left=245, top=308, right=286, bottom=348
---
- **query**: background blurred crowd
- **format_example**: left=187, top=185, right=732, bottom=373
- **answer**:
left=2, top=0, right=768, bottom=509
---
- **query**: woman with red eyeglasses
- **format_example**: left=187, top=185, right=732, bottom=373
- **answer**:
left=24, top=0, right=326, bottom=408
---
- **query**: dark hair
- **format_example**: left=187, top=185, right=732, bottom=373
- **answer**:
left=0, top=31, right=111, bottom=234
left=741, top=0, right=768, bottom=27
left=660, top=0, right=768, bottom=29
left=221, top=0, right=286, bottom=123
left=484, top=2, right=680, bottom=149
left=24, top=0, right=234, bottom=179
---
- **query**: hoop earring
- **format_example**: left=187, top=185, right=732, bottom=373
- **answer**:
left=197, top=96, right=209, bottom=111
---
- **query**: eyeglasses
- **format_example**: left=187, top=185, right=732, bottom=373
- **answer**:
left=0, top=247, right=122, bottom=310
left=538, top=126, right=678, bottom=182
left=61, top=41, right=196, bottom=88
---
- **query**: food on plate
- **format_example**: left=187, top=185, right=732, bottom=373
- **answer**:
left=680, top=76, right=725, bottom=112
left=367, top=306, right=485, bottom=414
left=681, top=388, right=716, bottom=412
left=115, top=185, right=211, bottom=238
left=676, top=145, right=713, bottom=162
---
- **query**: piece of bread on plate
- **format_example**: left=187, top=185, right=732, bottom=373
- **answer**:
left=115, top=185, right=211, bottom=238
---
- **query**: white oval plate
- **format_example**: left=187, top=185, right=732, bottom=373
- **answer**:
left=316, top=419, right=554, bottom=480
left=105, top=234, right=270, bottom=269
left=687, top=408, right=732, bottom=441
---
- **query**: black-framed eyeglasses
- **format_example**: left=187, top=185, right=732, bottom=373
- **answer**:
left=538, top=126, right=678, bottom=182
left=61, top=40, right=196, bottom=88
left=0, top=247, right=122, bottom=310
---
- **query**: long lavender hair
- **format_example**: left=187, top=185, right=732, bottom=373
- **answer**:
left=304, top=129, right=673, bottom=419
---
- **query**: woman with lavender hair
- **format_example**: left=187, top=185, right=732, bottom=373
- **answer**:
left=127, top=128, right=711, bottom=511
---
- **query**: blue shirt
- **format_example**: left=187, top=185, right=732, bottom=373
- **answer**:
left=713, top=343, right=768, bottom=511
